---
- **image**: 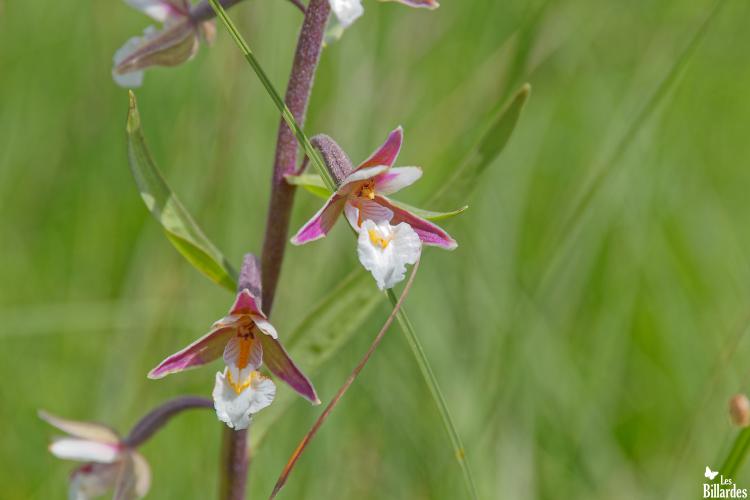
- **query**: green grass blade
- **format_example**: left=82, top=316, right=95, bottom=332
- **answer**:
left=387, top=289, right=479, bottom=500
left=720, top=428, right=750, bottom=481
left=126, top=92, right=237, bottom=291
left=207, top=0, right=336, bottom=191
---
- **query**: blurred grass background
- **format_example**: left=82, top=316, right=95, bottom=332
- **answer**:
left=2, top=0, right=750, bottom=498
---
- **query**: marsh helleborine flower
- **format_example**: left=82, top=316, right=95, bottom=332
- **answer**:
left=330, top=0, right=439, bottom=28
left=149, top=289, right=319, bottom=405
left=291, top=126, right=457, bottom=250
left=40, top=411, right=150, bottom=500
left=113, top=0, right=215, bottom=88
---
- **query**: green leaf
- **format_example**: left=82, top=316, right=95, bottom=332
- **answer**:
left=126, top=91, right=237, bottom=291
left=388, top=199, right=469, bottom=221
left=430, top=83, right=531, bottom=207
left=284, top=173, right=331, bottom=200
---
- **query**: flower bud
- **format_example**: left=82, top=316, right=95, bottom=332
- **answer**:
left=730, top=393, right=750, bottom=427
left=311, top=134, right=354, bottom=186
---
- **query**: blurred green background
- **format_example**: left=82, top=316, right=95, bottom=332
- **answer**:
left=2, top=0, right=750, bottom=498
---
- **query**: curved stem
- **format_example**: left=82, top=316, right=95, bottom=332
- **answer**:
left=123, top=396, right=213, bottom=448
left=269, top=260, right=421, bottom=499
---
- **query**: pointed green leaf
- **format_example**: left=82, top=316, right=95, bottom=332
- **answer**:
left=126, top=92, right=237, bottom=291
left=284, top=173, right=331, bottom=200
left=431, top=83, right=531, bottom=207
left=388, top=199, right=469, bottom=221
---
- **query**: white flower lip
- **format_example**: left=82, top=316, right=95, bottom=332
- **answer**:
left=213, top=369, right=276, bottom=430
left=329, top=0, right=365, bottom=27
left=357, top=219, right=421, bottom=290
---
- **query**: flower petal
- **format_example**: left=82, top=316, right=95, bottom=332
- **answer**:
left=344, top=199, right=394, bottom=230
left=339, top=165, right=389, bottom=189
left=69, top=462, right=122, bottom=500
left=329, top=0, right=364, bottom=28
left=389, top=0, right=439, bottom=9
left=213, top=370, right=276, bottom=430
left=258, top=335, right=320, bottom=404
left=229, top=289, right=265, bottom=317
left=374, top=166, right=423, bottom=195
left=125, top=0, right=189, bottom=22
left=290, top=193, right=346, bottom=245
left=39, top=411, right=120, bottom=444
left=252, top=316, right=278, bottom=339
left=357, top=220, right=421, bottom=290
left=112, top=36, right=146, bottom=88
left=376, top=196, right=457, bottom=249
left=113, top=22, right=199, bottom=87
left=131, top=452, right=151, bottom=498
left=49, top=438, right=120, bottom=463
left=224, top=336, right=263, bottom=383
left=147, top=326, right=235, bottom=379
left=357, top=127, right=404, bottom=170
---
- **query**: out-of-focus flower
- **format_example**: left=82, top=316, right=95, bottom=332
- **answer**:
left=213, top=368, right=276, bottom=429
left=113, top=0, right=216, bottom=88
left=148, top=289, right=319, bottom=404
left=40, top=411, right=151, bottom=500
left=329, top=0, right=439, bottom=28
left=730, top=393, right=750, bottom=427
left=291, top=126, right=457, bottom=250
left=357, top=219, right=421, bottom=290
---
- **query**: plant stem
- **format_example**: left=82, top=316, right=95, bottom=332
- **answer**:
left=719, top=427, right=750, bottom=482
left=269, top=260, right=421, bottom=499
left=208, top=1, right=331, bottom=499
left=123, top=396, right=213, bottom=447
left=259, top=0, right=332, bottom=313
left=386, top=289, right=479, bottom=500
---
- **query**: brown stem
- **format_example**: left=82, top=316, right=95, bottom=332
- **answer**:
left=219, top=427, right=250, bottom=500
left=269, top=260, right=422, bottom=499
left=216, top=1, right=329, bottom=498
left=260, top=0, right=331, bottom=313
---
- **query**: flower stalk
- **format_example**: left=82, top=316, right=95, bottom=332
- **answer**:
left=124, top=396, right=213, bottom=447
left=208, top=1, right=331, bottom=499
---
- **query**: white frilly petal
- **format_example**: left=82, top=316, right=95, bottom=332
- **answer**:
left=328, top=0, right=364, bottom=28
left=213, top=370, right=276, bottom=430
left=357, top=220, right=421, bottom=290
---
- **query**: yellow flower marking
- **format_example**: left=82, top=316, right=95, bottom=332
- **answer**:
left=368, top=228, right=392, bottom=249
left=227, top=368, right=258, bottom=395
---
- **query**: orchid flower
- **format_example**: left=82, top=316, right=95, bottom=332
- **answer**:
left=148, top=289, right=319, bottom=405
left=330, top=0, right=439, bottom=28
left=113, top=0, right=215, bottom=88
left=213, top=368, right=277, bottom=429
left=40, top=411, right=150, bottom=500
left=291, top=126, right=457, bottom=250
left=357, top=219, right=421, bottom=290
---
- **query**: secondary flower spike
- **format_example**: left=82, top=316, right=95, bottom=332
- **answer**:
left=40, top=411, right=151, bottom=500
left=149, top=289, right=319, bottom=404
left=291, top=127, right=457, bottom=250
left=113, top=0, right=216, bottom=88
left=330, top=0, right=439, bottom=28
